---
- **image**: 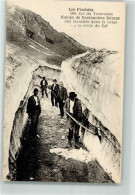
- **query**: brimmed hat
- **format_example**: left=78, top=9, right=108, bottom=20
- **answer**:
left=53, top=79, right=57, bottom=82
left=69, top=92, right=77, bottom=98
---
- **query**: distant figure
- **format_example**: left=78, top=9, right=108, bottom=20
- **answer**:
left=64, top=92, right=82, bottom=148
left=51, top=79, right=59, bottom=107
left=57, top=81, right=67, bottom=118
left=40, top=77, right=48, bottom=98
left=27, top=88, right=41, bottom=137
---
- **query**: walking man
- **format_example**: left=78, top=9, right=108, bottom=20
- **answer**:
left=51, top=79, right=59, bottom=107
left=64, top=92, right=82, bottom=148
left=40, top=77, right=48, bottom=98
left=57, top=81, right=67, bottom=118
left=27, top=88, right=41, bottom=137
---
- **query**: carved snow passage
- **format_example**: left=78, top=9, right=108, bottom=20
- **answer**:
left=60, top=50, right=124, bottom=183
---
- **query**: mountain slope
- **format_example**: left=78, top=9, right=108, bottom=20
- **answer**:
left=7, top=4, right=88, bottom=63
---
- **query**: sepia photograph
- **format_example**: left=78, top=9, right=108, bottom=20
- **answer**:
left=3, top=0, right=125, bottom=183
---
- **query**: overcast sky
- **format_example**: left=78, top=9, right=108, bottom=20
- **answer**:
left=9, top=0, right=125, bottom=51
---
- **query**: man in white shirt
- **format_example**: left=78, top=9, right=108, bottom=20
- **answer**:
left=69, top=98, right=74, bottom=114
left=27, top=88, right=41, bottom=137
left=51, top=79, right=59, bottom=106
left=64, top=92, right=82, bottom=148
left=57, top=82, right=67, bottom=117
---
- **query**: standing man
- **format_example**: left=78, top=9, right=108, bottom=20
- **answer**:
left=57, top=81, right=67, bottom=118
left=64, top=92, right=82, bottom=148
left=27, top=88, right=41, bottom=137
left=51, top=79, right=59, bottom=107
left=40, top=77, right=48, bottom=98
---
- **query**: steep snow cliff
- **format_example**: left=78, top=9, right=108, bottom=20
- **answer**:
left=4, top=3, right=87, bottom=180
left=3, top=43, right=61, bottom=180
left=61, top=50, right=124, bottom=183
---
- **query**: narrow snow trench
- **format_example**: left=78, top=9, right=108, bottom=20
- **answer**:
left=7, top=64, right=113, bottom=183
left=15, top=97, right=113, bottom=183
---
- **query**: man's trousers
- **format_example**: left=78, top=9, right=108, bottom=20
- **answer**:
left=59, top=101, right=64, bottom=117
left=30, top=109, right=40, bottom=136
left=51, top=93, right=58, bottom=106
left=67, top=114, right=80, bottom=142
left=41, top=86, right=48, bottom=98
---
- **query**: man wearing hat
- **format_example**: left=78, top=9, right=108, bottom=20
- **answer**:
left=57, top=81, right=67, bottom=118
left=40, top=77, right=48, bottom=98
left=51, top=79, right=59, bottom=107
left=27, top=88, right=41, bottom=137
left=64, top=92, right=82, bottom=148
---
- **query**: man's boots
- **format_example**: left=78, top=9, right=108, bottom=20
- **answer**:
left=75, top=138, right=80, bottom=149
left=68, top=140, right=72, bottom=147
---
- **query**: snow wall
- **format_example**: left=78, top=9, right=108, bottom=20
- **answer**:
left=3, top=44, right=61, bottom=180
left=60, top=50, right=124, bottom=183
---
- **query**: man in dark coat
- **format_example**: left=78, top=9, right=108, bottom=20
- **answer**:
left=40, top=77, right=48, bottom=98
left=27, top=88, right=41, bottom=137
left=64, top=92, right=82, bottom=148
left=57, top=81, right=67, bottom=118
left=51, top=79, right=59, bottom=107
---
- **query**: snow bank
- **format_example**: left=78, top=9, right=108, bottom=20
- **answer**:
left=3, top=43, right=61, bottom=180
left=60, top=50, right=124, bottom=183
left=50, top=148, right=95, bottom=163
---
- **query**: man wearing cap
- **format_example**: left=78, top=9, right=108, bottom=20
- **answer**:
left=57, top=81, right=67, bottom=118
left=27, top=88, right=41, bottom=137
left=51, top=79, right=59, bottom=107
left=40, top=77, right=48, bottom=98
left=64, top=92, right=82, bottom=148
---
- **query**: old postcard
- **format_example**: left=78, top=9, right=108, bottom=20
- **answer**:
left=3, top=0, right=125, bottom=183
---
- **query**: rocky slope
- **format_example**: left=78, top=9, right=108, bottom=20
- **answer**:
left=7, top=3, right=88, bottom=61
left=60, top=50, right=124, bottom=183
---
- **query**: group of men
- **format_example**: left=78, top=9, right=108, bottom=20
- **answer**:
left=27, top=77, right=82, bottom=148
left=40, top=77, right=68, bottom=118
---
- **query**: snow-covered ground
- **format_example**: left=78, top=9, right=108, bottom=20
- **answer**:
left=29, top=45, right=52, bottom=56
left=50, top=148, right=95, bottom=163
left=29, top=45, right=40, bottom=52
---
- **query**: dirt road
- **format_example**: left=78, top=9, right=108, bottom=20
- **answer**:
left=16, top=97, right=113, bottom=183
